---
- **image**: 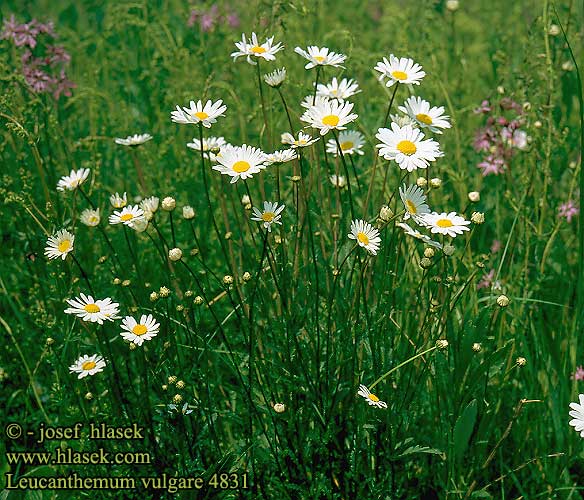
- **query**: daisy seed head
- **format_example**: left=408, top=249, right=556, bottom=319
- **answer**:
left=497, top=295, right=510, bottom=307
left=169, top=248, right=183, bottom=262
left=161, top=197, right=176, bottom=211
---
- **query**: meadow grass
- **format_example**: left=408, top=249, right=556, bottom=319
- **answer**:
left=1, top=0, right=583, bottom=498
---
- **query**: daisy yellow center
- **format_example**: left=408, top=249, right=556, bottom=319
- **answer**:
left=232, top=160, right=251, bottom=173
left=132, top=324, right=148, bottom=336
left=82, top=361, right=96, bottom=371
left=251, top=46, right=266, bottom=54
left=392, top=70, right=408, bottom=80
left=368, top=393, right=380, bottom=402
left=397, top=140, right=417, bottom=156
left=298, top=139, right=307, bottom=145
left=405, top=200, right=417, bottom=214
left=84, top=304, right=100, bottom=313
left=416, top=113, right=433, bottom=125
left=261, top=212, right=275, bottom=222
left=322, top=115, right=340, bottom=127
left=357, top=232, right=369, bottom=245
left=314, top=56, right=326, bottom=62
left=436, top=218, right=454, bottom=228
left=120, top=213, right=134, bottom=222
left=89, top=216, right=98, bottom=223
left=340, top=141, right=354, bottom=151
left=194, top=111, right=209, bottom=120
left=58, top=239, right=71, bottom=252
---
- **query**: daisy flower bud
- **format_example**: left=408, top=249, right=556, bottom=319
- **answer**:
left=516, top=357, right=527, bottom=366
left=168, top=376, right=177, bottom=384
left=472, top=343, right=482, bottom=352
left=420, top=257, right=432, bottom=269
left=273, top=403, right=286, bottom=413
left=161, top=197, right=176, bottom=211
left=113, top=278, right=121, bottom=285
left=162, top=384, right=168, bottom=391
left=242, top=271, right=252, bottom=282
left=122, top=279, right=130, bottom=287
left=185, top=290, right=193, bottom=297
left=149, top=292, right=159, bottom=302
left=497, top=295, right=510, bottom=307
left=169, top=248, right=183, bottom=261
left=194, top=296, right=204, bottom=305
left=159, top=286, right=171, bottom=297
left=172, top=394, right=183, bottom=404
left=182, top=206, right=195, bottom=219
left=443, top=245, right=456, bottom=256
left=471, top=212, right=485, bottom=224
left=468, top=191, right=480, bottom=202
left=85, top=392, right=93, bottom=400
left=46, top=337, right=55, bottom=346
left=429, top=177, right=442, bottom=188
left=548, top=24, right=560, bottom=36
left=446, top=0, right=459, bottom=11
left=534, top=120, right=542, bottom=128
left=176, top=380, right=185, bottom=389
left=424, top=248, right=435, bottom=258
left=416, top=177, right=428, bottom=188
left=223, top=275, right=234, bottom=285
left=264, top=67, right=287, bottom=88
left=523, top=102, right=532, bottom=112
left=379, top=205, right=394, bottom=222
left=436, top=339, right=449, bottom=349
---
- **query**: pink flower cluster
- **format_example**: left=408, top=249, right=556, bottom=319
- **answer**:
left=558, top=199, right=580, bottom=223
left=473, top=97, right=528, bottom=176
left=573, top=366, right=584, bottom=381
left=188, top=4, right=240, bottom=33
left=1, top=15, right=74, bottom=99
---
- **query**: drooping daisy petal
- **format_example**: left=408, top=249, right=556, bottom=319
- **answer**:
left=396, top=222, right=442, bottom=249
left=348, top=219, right=381, bottom=255
left=44, top=229, right=74, bottom=260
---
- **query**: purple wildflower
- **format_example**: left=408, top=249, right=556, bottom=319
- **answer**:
left=573, top=366, right=584, bottom=381
left=558, top=200, right=580, bottom=223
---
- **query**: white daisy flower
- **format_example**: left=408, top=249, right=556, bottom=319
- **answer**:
left=231, top=32, right=284, bottom=65
left=109, top=205, right=145, bottom=228
left=294, top=46, right=346, bottom=69
left=390, top=113, right=414, bottom=127
left=419, top=212, right=471, bottom=238
left=357, top=384, right=387, bottom=409
left=120, top=314, right=160, bottom=346
left=264, top=149, right=297, bottom=165
left=396, top=222, right=442, bottom=248
left=56, top=168, right=90, bottom=192
left=251, top=201, right=285, bottom=232
left=64, top=293, right=120, bottom=325
left=80, top=208, right=100, bottom=227
left=399, top=184, right=430, bottom=221
left=348, top=219, right=381, bottom=255
left=281, top=132, right=319, bottom=148
left=110, top=192, right=127, bottom=208
left=569, top=394, right=584, bottom=437
left=187, top=136, right=228, bottom=162
left=69, top=354, right=106, bottom=379
left=325, top=130, right=365, bottom=156
left=301, top=99, right=358, bottom=136
left=171, top=99, right=227, bottom=128
left=376, top=123, right=443, bottom=172
left=212, top=144, right=267, bottom=183
left=114, top=133, right=153, bottom=146
left=140, top=196, right=159, bottom=214
left=374, top=55, right=425, bottom=87
left=329, top=174, right=347, bottom=188
left=398, top=96, right=451, bottom=134
left=301, top=94, right=332, bottom=109
left=264, top=67, right=287, bottom=88
left=317, top=77, right=361, bottom=101
left=44, top=229, right=74, bottom=260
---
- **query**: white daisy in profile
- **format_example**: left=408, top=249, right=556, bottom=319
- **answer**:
left=264, top=149, right=297, bottom=165
left=396, top=222, right=442, bottom=248
left=357, top=384, right=387, bottom=409
left=64, top=293, right=120, bottom=324
left=187, top=136, right=228, bottom=162
left=110, top=192, right=127, bottom=208
left=348, top=219, right=381, bottom=255
left=56, top=168, right=90, bottom=192
left=80, top=208, right=100, bottom=227
left=317, top=77, right=361, bottom=101
left=140, top=196, right=159, bottom=214
left=399, top=184, right=430, bottom=221
left=251, top=201, right=285, bottom=232
left=301, top=100, right=358, bottom=136
left=281, top=132, right=319, bottom=148
left=44, top=229, right=74, bottom=260
left=329, top=174, right=347, bottom=188
left=376, top=123, right=443, bottom=172
left=374, top=55, right=425, bottom=87
left=171, top=99, right=227, bottom=128
left=398, top=96, right=451, bottom=134
left=294, top=46, right=346, bottom=69
left=69, top=354, right=106, bottom=379
left=419, top=212, right=471, bottom=238
left=120, top=314, right=160, bottom=346
left=114, top=133, right=153, bottom=146
left=326, top=130, right=365, bottom=156
left=212, top=144, right=267, bottom=183
left=569, top=394, right=584, bottom=437
left=109, top=205, right=145, bottom=228
left=301, top=94, right=331, bottom=109
left=231, top=32, right=284, bottom=65
left=264, top=67, right=287, bottom=88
